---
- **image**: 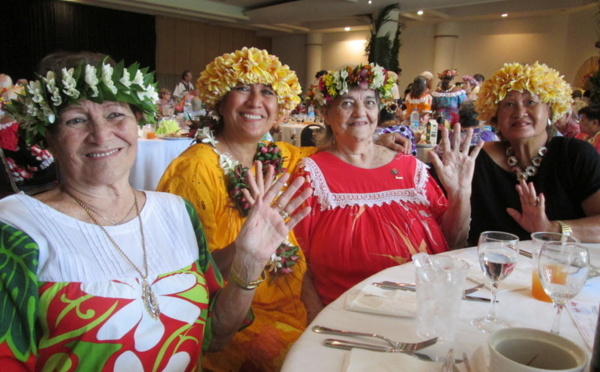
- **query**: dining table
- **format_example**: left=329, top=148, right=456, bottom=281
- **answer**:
left=275, top=123, right=311, bottom=147
left=129, top=137, right=194, bottom=190
left=282, top=241, right=599, bottom=372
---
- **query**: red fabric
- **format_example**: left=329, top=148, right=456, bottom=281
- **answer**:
left=0, top=121, right=19, bottom=151
left=294, top=152, right=449, bottom=305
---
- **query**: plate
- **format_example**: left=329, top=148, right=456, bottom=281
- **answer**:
left=158, top=135, right=192, bottom=140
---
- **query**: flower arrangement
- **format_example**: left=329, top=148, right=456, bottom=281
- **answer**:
left=5, top=58, right=159, bottom=146
left=438, top=69, right=458, bottom=79
left=475, top=62, right=572, bottom=123
left=197, top=47, right=302, bottom=118
left=308, top=63, right=395, bottom=107
left=198, top=127, right=300, bottom=277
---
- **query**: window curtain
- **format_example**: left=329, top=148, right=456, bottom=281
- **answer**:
left=1, top=0, right=156, bottom=81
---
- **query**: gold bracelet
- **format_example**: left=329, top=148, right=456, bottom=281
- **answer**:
left=556, top=220, right=572, bottom=236
left=229, top=266, right=265, bottom=290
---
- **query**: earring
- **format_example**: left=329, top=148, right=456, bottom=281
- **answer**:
left=547, top=118, right=552, bottom=126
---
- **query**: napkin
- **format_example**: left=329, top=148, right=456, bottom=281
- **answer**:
left=345, top=283, right=417, bottom=317
left=567, top=276, right=600, bottom=349
left=462, top=255, right=532, bottom=292
left=343, top=348, right=468, bottom=372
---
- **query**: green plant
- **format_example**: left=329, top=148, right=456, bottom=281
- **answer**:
left=365, top=4, right=404, bottom=73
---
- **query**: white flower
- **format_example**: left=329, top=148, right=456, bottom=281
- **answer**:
left=28, top=80, right=45, bottom=104
left=371, top=65, right=385, bottom=87
left=267, top=253, right=282, bottom=273
left=132, top=70, right=145, bottom=87
left=218, top=153, right=237, bottom=172
left=82, top=273, right=201, bottom=352
left=85, top=65, right=99, bottom=97
left=115, top=350, right=191, bottom=372
left=61, top=67, right=79, bottom=98
left=137, top=84, right=159, bottom=102
left=120, top=69, right=132, bottom=87
left=199, top=127, right=218, bottom=146
left=102, top=63, right=118, bottom=94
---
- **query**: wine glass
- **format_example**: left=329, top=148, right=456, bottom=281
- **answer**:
left=538, top=241, right=589, bottom=334
left=471, top=231, right=519, bottom=333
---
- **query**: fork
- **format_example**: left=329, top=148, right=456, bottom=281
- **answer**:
left=312, top=325, right=438, bottom=351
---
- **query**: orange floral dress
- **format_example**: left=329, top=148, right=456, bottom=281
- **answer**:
left=157, top=141, right=317, bottom=372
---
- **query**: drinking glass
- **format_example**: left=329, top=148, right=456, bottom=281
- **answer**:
left=538, top=241, right=589, bottom=334
left=471, top=231, right=519, bottom=333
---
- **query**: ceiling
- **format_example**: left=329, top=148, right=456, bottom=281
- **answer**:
left=62, top=0, right=598, bottom=35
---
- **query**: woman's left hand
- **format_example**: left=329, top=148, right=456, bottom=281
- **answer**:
left=506, top=180, right=553, bottom=233
left=234, top=162, right=312, bottom=270
left=429, top=124, right=483, bottom=194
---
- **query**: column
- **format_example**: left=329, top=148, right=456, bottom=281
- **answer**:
left=433, top=22, right=458, bottom=85
left=305, top=33, right=323, bottom=91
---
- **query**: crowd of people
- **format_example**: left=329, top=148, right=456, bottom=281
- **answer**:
left=0, top=46, right=599, bottom=371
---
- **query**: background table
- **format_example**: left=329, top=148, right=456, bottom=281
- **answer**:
left=276, top=123, right=308, bottom=147
left=129, top=138, right=193, bottom=190
left=282, top=241, right=599, bottom=372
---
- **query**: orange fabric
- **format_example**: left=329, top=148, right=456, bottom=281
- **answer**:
left=157, top=141, right=317, bottom=372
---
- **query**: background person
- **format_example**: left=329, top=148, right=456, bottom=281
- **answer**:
left=173, top=69, right=194, bottom=101
left=470, top=62, right=600, bottom=244
left=0, top=51, right=311, bottom=370
left=432, top=69, right=468, bottom=126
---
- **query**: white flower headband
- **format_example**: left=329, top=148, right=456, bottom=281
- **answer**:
left=6, top=58, right=159, bottom=146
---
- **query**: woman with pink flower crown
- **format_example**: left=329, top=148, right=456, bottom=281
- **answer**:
left=292, top=64, right=483, bottom=306
left=0, top=51, right=312, bottom=371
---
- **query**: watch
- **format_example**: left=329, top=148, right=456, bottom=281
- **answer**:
left=556, top=220, right=572, bottom=236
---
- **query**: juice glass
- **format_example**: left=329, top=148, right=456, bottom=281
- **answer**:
left=530, top=232, right=578, bottom=302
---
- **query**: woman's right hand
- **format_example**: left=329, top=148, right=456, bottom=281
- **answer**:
left=233, top=162, right=312, bottom=277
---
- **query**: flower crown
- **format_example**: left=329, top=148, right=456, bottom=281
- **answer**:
left=308, top=63, right=395, bottom=107
left=462, top=75, right=479, bottom=86
left=5, top=59, right=159, bottom=146
left=197, top=47, right=302, bottom=118
left=438, top=69, right=458, bottom=79
left=475, top=62, right=572, bottom=124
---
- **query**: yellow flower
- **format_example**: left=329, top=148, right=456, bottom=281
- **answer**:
left=475, top=62, right=572, bottom=124
left=197, top=47, right=301, bottom=118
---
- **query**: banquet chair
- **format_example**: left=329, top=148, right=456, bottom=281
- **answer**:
left=301, top=124, right=323, bottom=147
left=0, top=148, right=59, bottom=198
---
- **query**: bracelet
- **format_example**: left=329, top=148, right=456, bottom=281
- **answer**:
left=556, top=220, right=572, bottom=236
left=229, top=266, right=265, bottom=290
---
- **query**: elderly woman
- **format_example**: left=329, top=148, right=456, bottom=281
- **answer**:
left=462, top=75, right=480, bottom=101
left=0, top=51, right=311, bottom=370
left=157, top=48, right=410, bottom=371
left=292, top=64, right=482, bottom=305
left=469, top=62, right=600, bottom=245
left=432, top=69, right=468, bottom=126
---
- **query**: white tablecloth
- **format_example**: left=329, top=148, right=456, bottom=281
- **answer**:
left=282, top=241, right=599, bottom=372
left=129, top=138, right=193, bottom=190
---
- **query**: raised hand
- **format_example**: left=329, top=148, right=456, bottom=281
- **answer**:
left=506, top=179, right=552, bottom=233
left=428, top=124, right=483, bottom=195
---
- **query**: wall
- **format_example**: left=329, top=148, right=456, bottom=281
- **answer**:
left=273, top=6, right=599, bottom=94
left=155, top=16, right=271, bottom=91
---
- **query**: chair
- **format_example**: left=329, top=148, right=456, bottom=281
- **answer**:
left=0, top=148, right=19, bottom=198
left=300, top=124, right=323, bottom=147
left=0, top=148, right=59, bottom=198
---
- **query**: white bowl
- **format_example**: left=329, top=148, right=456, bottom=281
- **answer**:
left=488, top=328, right=587, bottom=372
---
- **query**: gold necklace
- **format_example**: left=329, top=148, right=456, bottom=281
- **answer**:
left=84, top=199, right=136, bottom=226
left=66, top=189, right=161, bottom=319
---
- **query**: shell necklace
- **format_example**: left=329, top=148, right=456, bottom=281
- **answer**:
left=66, top=189, right=161, bottom=319
left=505, top=144, right=547, bottom=181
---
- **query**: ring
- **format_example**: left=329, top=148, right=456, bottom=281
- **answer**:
left=531, top=196, right=540, bottom=206
left=274, top=202, right=284, bottom=211
left=279, top=210, right=290, bottom=220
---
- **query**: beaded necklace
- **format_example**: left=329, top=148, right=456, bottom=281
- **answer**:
left=505, top=145, right=547, bottom=181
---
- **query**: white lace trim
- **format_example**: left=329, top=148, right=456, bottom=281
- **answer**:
left=0, top=120, right=17, bottom=130
left=302, top=157, right=431, bottom=211
left=406, top=95, right=432, bottom=104
left=431, top=90, right=465, bottom=98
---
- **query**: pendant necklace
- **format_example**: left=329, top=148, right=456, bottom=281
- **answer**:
left=505, top=145, right=547, bottom=181
left=66, top=189, right=161, bottom=319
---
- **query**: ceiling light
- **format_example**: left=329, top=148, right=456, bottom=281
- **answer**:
left=501, top=13, right=508, bottom=17
left=344, top=27, right=351, bottom=31
left=417, top=10, right=424, bottom=15
left=368, top=0, right=372, bottom=4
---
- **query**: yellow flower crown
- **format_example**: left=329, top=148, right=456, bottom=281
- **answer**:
left=197, top=47, right=301, bottom=117
left=475, top=62, right=572, bottom=124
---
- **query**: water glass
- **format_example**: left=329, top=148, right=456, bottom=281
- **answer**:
left=415, top=256, right=469, bottom=342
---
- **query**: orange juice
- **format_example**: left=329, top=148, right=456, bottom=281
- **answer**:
left=146, top=131, right=156, bottom=139
left=532, top=265, right=567, bottom=302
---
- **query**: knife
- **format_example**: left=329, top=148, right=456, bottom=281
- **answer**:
left=323, top=339, right=463, bottom=363
left=372, top=283, right=492, bottom=302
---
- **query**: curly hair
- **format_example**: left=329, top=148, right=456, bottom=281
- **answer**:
left=475, top=62, right=572, bottom=124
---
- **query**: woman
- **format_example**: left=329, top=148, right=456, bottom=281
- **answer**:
left=462, top=75, right=480, bottom=101
left=293, top=64, right=482, bottom=305
left=470, top=62, right=600, bottom=245
left=157, top=88, right=175, bottom=116
left=0, top=51, right=311, bottom=370
left=578, top=105, right=600, bottom=152
left=432, top=69, right=468, bottom=126
left=403, top=75, right=432, bottom=122
left=157, top=48, right=410, bottom=371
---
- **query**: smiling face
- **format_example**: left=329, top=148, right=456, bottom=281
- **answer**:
left=47, top=100, right=139, bottom=187
left=495, top=90, right=550, bottom=142
left=218, top=83, right=279, bottom=140
left=322, top=87, right=379, bottom=145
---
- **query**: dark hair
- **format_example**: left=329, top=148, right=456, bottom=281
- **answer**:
left=409, top=76, right=426, bottom=99
left=38, top=51, right=115, bottom=76
left=579, top=105, right=600, bottom=121
left=440, top=76, right=454, bottom=91
left=473, top=73, right=485, bottom=83
left=458, top=101, right=479, bottom=128
left=572, top=90, right=582, bottom=99
left=315, top=70, right=327, bottom=79
left=378, top=108, right=396, bottom=126
left=181, top=70, right=192, bottom=79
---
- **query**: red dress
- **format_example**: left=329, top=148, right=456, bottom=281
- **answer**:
left=293, top=152, right=449, bottom=305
